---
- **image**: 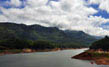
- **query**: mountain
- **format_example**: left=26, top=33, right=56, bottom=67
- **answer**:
left=64, top=30, right=97, bottom=45
left=0, top=22, right=97, bottom=47
left=90, top=36, right=109, bottom=51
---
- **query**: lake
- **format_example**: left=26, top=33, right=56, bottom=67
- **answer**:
left=0, top=49, right=108, bottom=67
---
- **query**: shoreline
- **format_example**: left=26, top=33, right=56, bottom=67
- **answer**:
left=72, top=50, right=109, bottom=65
left=0, top=48, right=85, bottom=56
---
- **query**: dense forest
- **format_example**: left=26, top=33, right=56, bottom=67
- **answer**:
left=90, top=36, right=109, bottom=51
left=0, top=22, right=98, bottom=50
left=0, top=38, right=86, bottom=50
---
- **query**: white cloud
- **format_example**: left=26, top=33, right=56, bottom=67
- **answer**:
left=0, top=0, right=109, bottom=36
left=1, top=0, right=22, bottom=7
left=99, top=0, right=109, bottom=13
left=0, top=15, right=8, bottom=22
left=10, top=0, right=22, bottom=7
left=88, top=0, right=109, bottom=13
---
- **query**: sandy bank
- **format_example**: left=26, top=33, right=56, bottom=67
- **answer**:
left=72, top=50, right=109, bottom=65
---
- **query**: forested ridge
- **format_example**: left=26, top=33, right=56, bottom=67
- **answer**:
left=0, top=22, right=97, bottom=50
left=90, top=36, right=109, bottom=51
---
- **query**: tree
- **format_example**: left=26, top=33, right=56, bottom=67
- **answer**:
left=32, top=40, right=55, bottom=49
left=90, top=36, right=109, bottom=51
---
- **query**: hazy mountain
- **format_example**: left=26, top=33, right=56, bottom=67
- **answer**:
left=0, top=22, right=97, bottom=46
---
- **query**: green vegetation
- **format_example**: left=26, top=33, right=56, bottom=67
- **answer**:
left=32, top=40, right=55, bottom=49
left=0, top=38, right=86, bottom=51
left=0, top=23, right=98, bottom=51
left=0, top=50, right=4, bottom=53
left=90, top=36, right=109, bottom=51
left=87, top=51, right=109, bottom=58
left=0, top=39, right=53, bottom=50
left=0, top=23, right=97, bottom=48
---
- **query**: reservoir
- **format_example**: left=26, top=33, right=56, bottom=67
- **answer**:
left=0, top=49, right=108, bottom=67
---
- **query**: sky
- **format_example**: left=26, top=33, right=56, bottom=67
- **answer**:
left=0, top=0, right=109, bottom=36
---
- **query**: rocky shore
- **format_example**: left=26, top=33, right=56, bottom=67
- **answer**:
left=72, top=50, right=109, bottom=65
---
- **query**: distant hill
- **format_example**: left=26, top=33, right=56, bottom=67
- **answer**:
left=90, top=36, right=109, bottom=51
left=0, top=22, right=97, bottom=47
left=64, top=30, right=97, bottom=45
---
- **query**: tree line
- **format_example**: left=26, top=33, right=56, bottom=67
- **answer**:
left=0, top=38, right=85, bottom=50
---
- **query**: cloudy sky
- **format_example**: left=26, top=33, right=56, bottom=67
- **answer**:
left=0, top=0, right=109, bottom=36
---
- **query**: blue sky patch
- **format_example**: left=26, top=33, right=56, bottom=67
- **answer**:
left=0, top=0, right=10, bottom=2
left=100, top=23, right=109, bottom=30
left=88, top=4, right=99, bottom=10
left=87, top=3, right=109, bottom=30
left=93, top=10, right=109, bottom=19
left=88, top=4, right=109, bottom=19
left=0, top=0, right=26, bottom=9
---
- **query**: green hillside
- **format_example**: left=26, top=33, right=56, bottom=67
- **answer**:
left=0, top=22, right=97, bottom=49
left=90, top=36, right=109, bottom=51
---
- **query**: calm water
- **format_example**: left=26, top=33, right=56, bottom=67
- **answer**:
left=0, top=49, right=108, bottom=67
